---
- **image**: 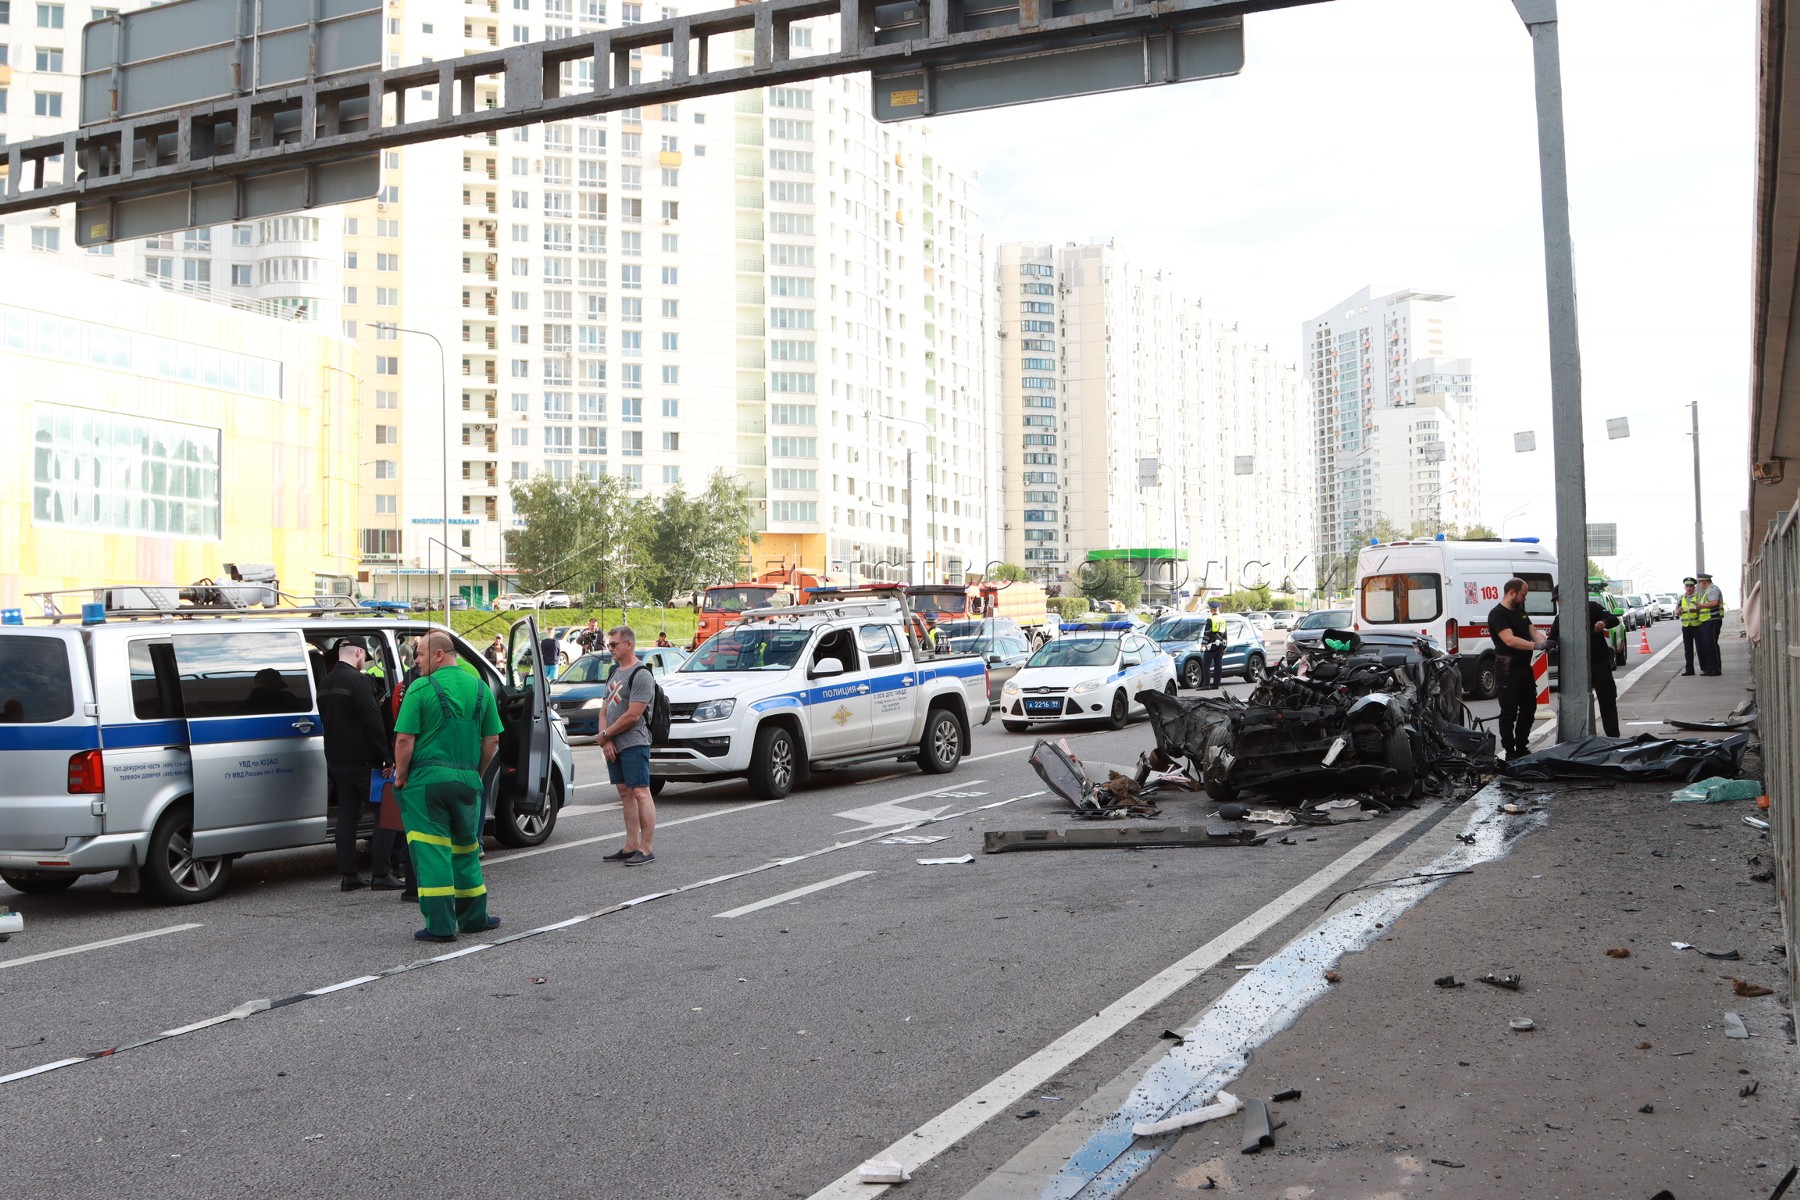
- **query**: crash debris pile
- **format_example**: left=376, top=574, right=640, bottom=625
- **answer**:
left=1139, top=629, right=1497, bottom=805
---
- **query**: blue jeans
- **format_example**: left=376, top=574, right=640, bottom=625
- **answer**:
left=607, top=744, right=652, bottom=788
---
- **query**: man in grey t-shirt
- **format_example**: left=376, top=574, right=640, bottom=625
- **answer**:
left=596, top=625, right=658, bottom=865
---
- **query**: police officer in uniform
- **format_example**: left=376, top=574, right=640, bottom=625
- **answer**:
left=1676, top=577, right=1702, bottom=675
left=1200, top=600, right=1228, bottom=689
left=1695, top=571, right=1725, bottom=676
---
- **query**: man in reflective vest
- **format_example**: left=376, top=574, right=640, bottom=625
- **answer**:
left=1200, top=600, right=1229, bottom=689
left=392, top=630, right=504, bottom=943
left=1676, top=577, right=1702, bottom=676
left=1695, top=571, right=1725, bottom=676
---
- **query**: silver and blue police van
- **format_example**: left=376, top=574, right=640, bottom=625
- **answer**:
left=0, top=588, right=570, bottom=904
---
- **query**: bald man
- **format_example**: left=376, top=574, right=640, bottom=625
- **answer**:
left=392, top=631, right=504, bottom=942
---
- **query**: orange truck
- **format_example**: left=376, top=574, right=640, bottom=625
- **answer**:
left=692, top=567, right=832, bottom=646
left=906, top=581, right=1055, bottom=643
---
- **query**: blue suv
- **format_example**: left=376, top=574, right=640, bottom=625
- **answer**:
left=1147, top=613, right=1268, bottom=688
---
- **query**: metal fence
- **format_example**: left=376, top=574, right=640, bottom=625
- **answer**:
left=1748, top=497, right=1799, bottom=1001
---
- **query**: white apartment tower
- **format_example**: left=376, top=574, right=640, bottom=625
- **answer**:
left=1304, top=286, right=1480, bottom=580
left=348, top=3, right=988, bottom=599
left=995, top=242, right=1312, bottom=597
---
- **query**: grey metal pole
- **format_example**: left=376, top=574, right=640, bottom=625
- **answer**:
left=1512, top=0, right=1591, bottom=742
left=1690, top=400, right=1705, bottom=575
left=907, top=446, right=918, bottom=584
left=377, top=322, right=452, bottom=620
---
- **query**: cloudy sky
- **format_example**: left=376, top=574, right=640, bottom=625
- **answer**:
left=926, top=0, right=1755, bottom=596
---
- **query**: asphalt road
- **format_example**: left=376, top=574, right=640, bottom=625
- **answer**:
left=0, top=628, right=1679, bottom=1198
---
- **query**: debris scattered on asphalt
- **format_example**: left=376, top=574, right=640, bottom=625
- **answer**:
left=531, top=977, right=548, bottom=985
left=1324, top=970, right=1341, bottom=984
left=1637, top=1042, right=1653, bottom=1050
left=982, top=826, right=1264, bottom=853
left=1767, top=1164, right=1797, bottom=1199
left=916, top=855, right=975, bottom=866
left=1742, top=1080, right=1761, bottom=1097
left=1456, top=833, right=1477, bottom=845
left=1501, top=803, right=1527, bottom=815
left=1510, top=1018, right=1536, bottom=1032
left=1745, top=815, right=1772, bottom=830
left=1246, top=808, right=1296, bottom=826
left=1196, top=1177, right=1217, bottom=1190
left=1277, top=836, right=1297, bottom=846
left=1270, top=1088, right=1302, bottom=1102
left=1638, top=1104, right=1655, bottom=1114
left=1159, top=1029, right=1186, bottom=1044
left=1752, top=868, right=1777, bottom=883
left=1017, top=1109, right=1040, bottom=1120
left=1503, top=732, right=1749, bottom=782
left=1131, top=1090, right=1242, bottom=1138
left=1434, top=975, right=1465, bottom=988
left=1240, top=1097, right=1275, bottom=1154
left=1671, top=777, right=1765, bottom=804
left=1478, top=973, right=1523, bottom=991
left=856, top=1157, right=911, bottom=1184
left=304, top=1134, right=325, bottom=1141
left=1697, top=948, right=1742, bottom=960
left=1429, top=1158, right=1466, bottom=1169
left=1606, top=947, right=1631, bottom=959
left=1724, top=1012, right=1751, bottom=1039
left=1731, top=978, right=1775, bottom=998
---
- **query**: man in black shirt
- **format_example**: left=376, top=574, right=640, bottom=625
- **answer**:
left=1585, top=594, right=1622, bottom=737
left=319, top=641, right=402, bottom=891
left=1487, top=578, right=1546, bottom=759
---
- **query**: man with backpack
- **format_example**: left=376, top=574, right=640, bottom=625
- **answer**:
left=596, top=625, right=663, bottom=865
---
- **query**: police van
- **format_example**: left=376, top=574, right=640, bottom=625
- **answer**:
left=0, top=587, right=570, bottom=903
left=1353, top=537, right=1558, bottom=700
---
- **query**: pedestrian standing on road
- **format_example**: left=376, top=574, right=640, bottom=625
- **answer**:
left=539, top=631, right=561, bottom=681
left=319, top=642, right=406, bottom=892
left=1200, top=600, right=1228, bottom=689
left=1585, top=595, right=1622, bottom=738
left=1487, top=578, right=1546, bottom=759
left=1695, top=571, right=1725, bottom=676
left=656, top=631, right=672, bottom=648
left=484, top=635, right=508, bottom=670
left=1676, top=577, right=1702, bottom=675
left=579, top=618, right=605, bottom=655
left=392, top=630, right=504, bottom=942
left=597, top=625, right=658, bottom=866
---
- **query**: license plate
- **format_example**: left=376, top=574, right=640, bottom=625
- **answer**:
left=1024, top=699, right=1061, bottom=714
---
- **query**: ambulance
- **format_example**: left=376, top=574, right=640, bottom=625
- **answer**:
left=1352, top=537, right=1558, bottom=700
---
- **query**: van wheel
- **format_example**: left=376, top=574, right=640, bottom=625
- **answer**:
left=494, top=774, right=561, bottom=847
left=918, top=708, right=963, bottom=775
left=1465, top=655, right=1498, bottom=701
left=1181, top=659, right=1204, bottom=689
left=748, top=725, right=797, bottom=799
left=0, top=869, right=79, bottom=895
left=1105, top=691, right=1129, bottom=731
left=145, top=806, right=232, bottom=904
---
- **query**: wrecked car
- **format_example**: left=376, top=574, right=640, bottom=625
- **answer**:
left=1140, top=629, right=1494, bottom=803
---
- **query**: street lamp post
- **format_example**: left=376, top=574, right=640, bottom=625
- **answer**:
left=375, top=323, right=452, bottom=619
left=869, top=411, right=935, bottom=584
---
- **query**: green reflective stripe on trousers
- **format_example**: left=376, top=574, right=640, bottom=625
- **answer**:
left=417, top=885, right=457, bottom=898
left=408, top=830, right=454, bottom=848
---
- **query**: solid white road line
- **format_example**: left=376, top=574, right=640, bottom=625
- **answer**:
left=713, top=870, right=875, bottom=919
left=964, top=745, right=1033, bottom=763
left=0, top=922, right=202, bottom=971
left=483, top=799, right=787, bottom=865
left=805, top=804, right=1440, bottom=1200
left=557, top=803, right=619, bottom=818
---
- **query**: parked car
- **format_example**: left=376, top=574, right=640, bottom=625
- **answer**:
left=1242, top=611, right=1276, bottom=632
left=1268, top=611, right=1296, bottom=631
left=495, top=590, right=574, bottom=611
left=1621, top=594, right=1652, bottom=630
left=999, top=628, right=1176, bottom=732
left=1146, top=612, right=1268, bottom=688
left=1651, top=593, right=1679, bottom=622
left=1284, top=608, right=1355, bottom=664
left=548, top=646, right=690, bottom=738
left=944, top=633, right=1032, bottom=703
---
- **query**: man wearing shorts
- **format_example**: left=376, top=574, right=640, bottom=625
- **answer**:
left=597, top=625, right=657, bottom=865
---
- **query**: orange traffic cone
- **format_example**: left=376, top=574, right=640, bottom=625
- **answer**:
left=1638, top=625, right=1652, bottom=655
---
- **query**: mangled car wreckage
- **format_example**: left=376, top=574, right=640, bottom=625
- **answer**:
left=1139, top=629, right=1496, bottom=802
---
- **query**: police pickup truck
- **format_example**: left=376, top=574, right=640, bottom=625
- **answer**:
left=653, top=597, right=989, bottom=798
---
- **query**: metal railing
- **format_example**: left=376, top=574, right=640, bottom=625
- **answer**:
left=1748, top=496, right=1799, bottom=1002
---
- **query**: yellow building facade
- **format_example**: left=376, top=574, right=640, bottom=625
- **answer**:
left=1, top=259, right=360, bottom=608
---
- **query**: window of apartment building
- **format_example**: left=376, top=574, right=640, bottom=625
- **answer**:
left=659, top=167, right=678, bottom=186
left=1023, top=452, right=1057, bottom=465
left=660, top=233, right=678, bottom=254
left=1021, top=357, right=1054, bottom=370
left=620, top=165, right=641, bottom=190
left=1020, top=377, right=1055, bottom=390
left=770, top=372, right=814, bottom=393
left=1021, top=301, right=1054, bottom=314
left=544, top=427, right=572, bottom=454
left=374, top=425, right=399, bottom=444
left=769, top=276, right=813, bottom=298
left=771, top=437, right=816, bottom=458
left=620, top=196, right=642, bottom=222
left=510, top=255, right=531, bottom=276
left=30, top=226, right=60, bottom=252
left=661, top=201, right=679, bottom=221
left=661, top=299, right=678, bottom=319
left=578, top=427, right=606, bottom=455
left=769, top=244, right=813, bottom=266
left=768, top=119, right=812, bottom=141
left=659, top=432, right=679, bottom=454
left=768, top=150, right=813, bottom=173
left=771, top=468, right=815, bottom=490
left=770, top=308, right=814, bottom=330
left=543, top=357, right=570, bottom=384
left=771, top=501, right=816, bottom=523
left=620, top=396, right=642, bottom=422
left=768, top=213, right=813, bottom=235
left=579, top=393, right=605, bottom=420
left=789, top=25, right=811, bottom=47
left=511, top=393, right=530, bottom=413
left=511, top=359, right=529, bottom=378
left=768, top=86, right=812, bottom=109
left=373, top=460, right=397, bottom=479
left=770, top=404, right=815, bottom=425
left=183, top=260, right=210, bottom=285
left=768, top=181, right=813, bottom=204
left=621, top=264, right=641, bottom=289
left=1022, top=414, right=1056, bottom=428
left=375, top=391, right=398, bottom=409
left=621, top=298, right=641, bottom=322
left=659, top=397, right=678, bottom=417
left=377, top=219, right=399, bottom=237
left=621, top=364, right=641, bottom=390
left=33, top=90, right=60, bottom=116
left=1023, top=490, right=1056, bottom=504
left=511, top=429, right=529, bottom=448
left=33, top=46, right=61, bottom=70
left=1022, top=434, right=1056, bottom=446
left=544, top=393, right=572, bottom=420
left=1021, top=338, right=1054, bottom=352
left=375, top=356, right=399, bottom=375
left=1021, top=396, right=1055, bottom=409
left=660, top=365, right=678, bottom=385
left=621, top=230, right=641, bottom=256
left=1020, top=283, right=1054, bottom=296
left=36, top=3, right=61, bottom=26
left=374, top=494, right=397, bottom=515
left=344, top=250, right=359, bottom=269
left=620, top=430, right=643, bottom=456
left=620, top=330, right=641, bottom=355
left=511, top=291, right=530, bottom=310
left=660, top=332, right=678, bottom=352
left=0, top=2, right=11, bottom=22
left=377, top=252, right=399, bottom=271
left=1021, top=320, right=1054, bottom=333
left=375, top=287, right=398, bottom=305
left=620, top=464, right=642, bottom=489
left=343, top=286, right=359, bottom=304
left=659, top=266, right=678, bottom=285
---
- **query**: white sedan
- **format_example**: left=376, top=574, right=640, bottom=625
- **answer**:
left=998, top=628, right=1177, bottom=732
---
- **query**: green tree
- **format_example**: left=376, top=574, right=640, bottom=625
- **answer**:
left=630, top=470, right=759, bottom=606
left=1463, top=522, right=1499, bottom=539
left=1076, top=559, right=1143, bottom=607
left=1319, top=516, right=1406, bottom=596
left=507, top=471, right=637, bottom=598
left=987, top=561, right=1029, bottom=583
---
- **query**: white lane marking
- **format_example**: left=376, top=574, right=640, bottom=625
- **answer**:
left=0, top=1058, right=88, bottom=1085
left=1527, top=633, right=1681, bottom=747
left=833, top=780, right=987, bottom=832
left=557, top=803, right=618, bottom=818
left=306, top=975, right=379, bottom=996
left=857, top=771, right=911, bottom=786
left=805, top=804, right=1439, bottom=1200
left=484, top=799, right=786, bottom=865
left=0, top=922, right=202, bottom=971
left=964, top=745, right=1033, bottom=763
left=713, top=870, right=875, bottom=919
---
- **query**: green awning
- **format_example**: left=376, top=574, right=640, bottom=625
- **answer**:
left=1083, top=548, right=1189, bottom=561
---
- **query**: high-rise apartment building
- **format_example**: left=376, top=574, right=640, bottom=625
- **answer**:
left=1304, top=286, right=1479, bottom=578
left=350, top=3, right=990, bottom=601
left=994, top=242, right=1311, bottom=597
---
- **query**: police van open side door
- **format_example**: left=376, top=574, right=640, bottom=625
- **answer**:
left=502, top=616, right=553, bottom=813
left=170, top=630, right=328, bottom=857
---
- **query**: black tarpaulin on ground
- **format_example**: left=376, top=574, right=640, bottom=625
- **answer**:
left=1502, top=733, right=1750, bottom=782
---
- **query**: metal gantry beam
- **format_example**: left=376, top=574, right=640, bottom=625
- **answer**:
left=1, top=0, right=1325, bottom=226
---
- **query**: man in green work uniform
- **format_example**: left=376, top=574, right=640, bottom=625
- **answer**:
left=392, top=630, right=504, bottom=943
